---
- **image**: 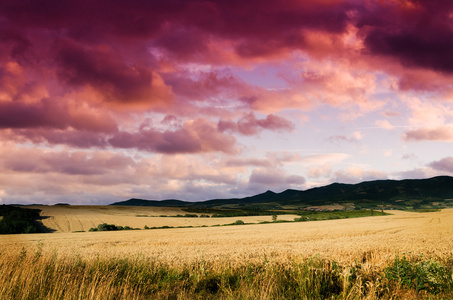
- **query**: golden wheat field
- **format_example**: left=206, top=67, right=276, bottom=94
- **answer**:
left=2, top=208, right=453, bottom=299
left=1, top=208, right=453, bottom=267
left=27, top=205, right=299, bottom=233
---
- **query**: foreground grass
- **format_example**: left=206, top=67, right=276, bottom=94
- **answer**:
left=1, top=248, right=452, bottom=299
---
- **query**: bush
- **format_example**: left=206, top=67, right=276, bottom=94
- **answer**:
left=232, top=220, right=245, bottom=225
left=97, top=223, right=118, bottom=231
left=184, top=214, right=198, bottom=218
left=89, top=223, right=139, bottom=232
left=384, top=253, right=453, bottom=294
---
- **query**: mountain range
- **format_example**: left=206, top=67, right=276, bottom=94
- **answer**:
left=111, top=176, right=453, bottom=210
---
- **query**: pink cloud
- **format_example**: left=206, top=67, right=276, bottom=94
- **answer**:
left=3, top=0, right=453, bottom=205
left=0, top=0, right=355, bottom=65
left=0, top=98, right=69, bottom=129
left=249, top=168, right=305, bottom=186
left=403, top=96, right=452, bottom=128
left=226, top=158, right=273, bottom=168
left=55, top=40, right=174, bottom=109
left=2, top=116, right=238, bottom=154
left=0, top=98, right=118, bottom=133
left=110, top=118, right=237, bottom=154
left=309, top=164, right=332, bottom=178
left=429, top=157, right=453, bottom=173
left=327, top=131, right=362, bottom=143
left=333, top=167, right=387, bottom=184
left=375, top=119, right=395, bottom=130
left=382, top=110, right=401, bottom=117
left=5, top=129, right=110, bottom=148
left=403, top=126, right=453, bottom=142
left=218, top=113, right=294, bottom=135
left=164, top=70, right=240, bottom=101
left=2, top=146, right=136, bottom=176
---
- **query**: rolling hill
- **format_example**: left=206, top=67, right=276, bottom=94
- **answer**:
left=111, top=176, right=453, bottom=210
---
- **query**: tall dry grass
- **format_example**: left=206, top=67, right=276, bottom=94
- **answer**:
left=0, top=245, right=452, bottom=299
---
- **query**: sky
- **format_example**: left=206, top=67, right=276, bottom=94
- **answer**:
left=1, top=0, right=453, bottom=205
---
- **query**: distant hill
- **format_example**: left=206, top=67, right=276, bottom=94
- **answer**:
left=110, top=176, right=453, bottom=210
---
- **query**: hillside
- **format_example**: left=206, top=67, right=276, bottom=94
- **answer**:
left=111, top=176, right=453, bottom=210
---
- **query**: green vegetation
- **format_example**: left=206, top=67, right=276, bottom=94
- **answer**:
left=384, top=253, right=452, bottom=294
left=174, top=213, right=198, bottom=218
left=0, top=205, right=42, bottom=234
left=407, top=208, right=441, bottom=213
left=183, top=207, right=291, bottom=217
left=101, top=210, right=392, bottom=233
left=2, top=250, right=452, bottom=299
left=88, top=223, right=139, bottom=232
left=231, top=220, right=244, bottom=225
left=294, top=209, right=389, bottom=222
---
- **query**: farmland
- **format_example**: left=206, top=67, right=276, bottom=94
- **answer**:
left=1, top=208, right=453, bottom=299
left=29, top=205, right=300, bottom=233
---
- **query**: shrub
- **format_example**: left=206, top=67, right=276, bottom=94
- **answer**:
left=97, top=223, right=118, bottom=231
left=89, top=223, right=139, bottom=232
left=384, top=253, right=453, bottom=294
left=232, top=220, right=245, bottom=225
left=184, top=214, right=198, bottom=218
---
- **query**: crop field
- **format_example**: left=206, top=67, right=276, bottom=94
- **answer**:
left=1, top=208, right=453, bottom=299
left=29, top=205, right=300, bottom=233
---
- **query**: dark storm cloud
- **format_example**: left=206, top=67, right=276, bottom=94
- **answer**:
left=55, top=40, right=159, bottom=105
left=1, top=0, right=453, bottom=155
left=358, top=0, right=453, bottom=73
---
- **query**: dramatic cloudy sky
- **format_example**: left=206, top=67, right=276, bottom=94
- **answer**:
left=1, top=0, right=453, bottom=204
